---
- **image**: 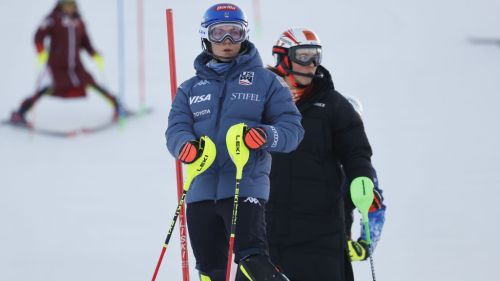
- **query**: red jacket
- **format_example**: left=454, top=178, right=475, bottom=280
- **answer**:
left=35, top=5, right=97, bottom=97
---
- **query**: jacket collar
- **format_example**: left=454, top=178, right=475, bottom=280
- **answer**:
left=297, top=65, right=336, bottom=111
left=194, top=41, right=262, bottom=80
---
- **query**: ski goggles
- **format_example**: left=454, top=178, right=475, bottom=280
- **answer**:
left=200, top=22, right=248, bottom=44
left=289, top=45, right=322, bottom=66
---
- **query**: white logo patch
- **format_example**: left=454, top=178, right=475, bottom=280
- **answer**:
left=270, top=126, right=279, bottom=148
left=230, top=92, right=261, bottom=102
left=239, top=72, right=254, bottom=85
left=243, top=197, right=261, bottom=206
left=313, top=102, right=326, bottom=108
left=193, top=109, right=211, bottom=118
left=189, top=94, right=211, bottom=105
left=194, top=80, right=211, bottom=87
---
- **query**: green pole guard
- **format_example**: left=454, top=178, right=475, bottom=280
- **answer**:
left=350, top=176, right=374, bottom=244
left=183, top=136, right=216, bottom=190
left=226, top=123, right=250, bottom=180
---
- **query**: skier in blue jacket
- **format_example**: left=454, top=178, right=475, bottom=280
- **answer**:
left=165, top=3, right=304, bottom=281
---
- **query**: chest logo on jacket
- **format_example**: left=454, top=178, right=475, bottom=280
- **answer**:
left=239, top=71, right=254, bottom=85
left=194, top=80, right=210, bottom=87
left=231, top=92, right=260, bottom=102
left=189, top=94, right=211, bottom=105
left=193, top=109, right=211, bottom=118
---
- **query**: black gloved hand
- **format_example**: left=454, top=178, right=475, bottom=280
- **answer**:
left=243, top=127, right=267, bottom=150
left=348, top=239, right=370, bottom=261
left=178, top=140, right=202, bottom=164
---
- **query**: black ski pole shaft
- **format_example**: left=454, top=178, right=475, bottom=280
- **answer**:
left=151, top=136, right=216, bottom=281
left=369, top=246, right=376, bottom=281
left=225, top=179, right=241, bottom=281
left=151, top=190, right=187, bottom=281
left=224, top=123, right=250, bottom=281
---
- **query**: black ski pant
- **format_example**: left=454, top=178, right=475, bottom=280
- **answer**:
left=186, top=198, right=270, bottom=281
left=269, top=233, right=354, bottom=281
left=17, top=83, right=118, bottom=115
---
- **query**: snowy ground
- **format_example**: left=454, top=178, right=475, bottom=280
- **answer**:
left=1, top=0, right=500, bottom=280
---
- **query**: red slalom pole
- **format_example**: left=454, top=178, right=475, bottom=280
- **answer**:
left=151, top=9, right=190, bottom=281
left=166, top=9, right=191, bottom=281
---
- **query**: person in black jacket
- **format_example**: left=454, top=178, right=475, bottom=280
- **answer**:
left=266, top=28, right=377, bottom=281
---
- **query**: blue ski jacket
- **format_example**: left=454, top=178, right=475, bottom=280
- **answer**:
left=166, top=42, right=304, bottom=203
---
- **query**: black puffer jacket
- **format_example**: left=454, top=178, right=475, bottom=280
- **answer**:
left=266, top=66, right=373, bottom=244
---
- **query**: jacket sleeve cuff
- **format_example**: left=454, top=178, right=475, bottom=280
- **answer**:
left=174, top=135, right=195, bottom=158
left=259, top=125, right=279, bottom=150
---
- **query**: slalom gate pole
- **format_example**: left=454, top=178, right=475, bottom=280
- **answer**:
left=28, top=66, right=48, bottom=137
left=136, top=0, right=146, bottom=112
left=164, top=9, right=190, bottom=281
left=116, top=0, right=126, bottom=122
left=251, top=0, right=262, bottom=37
left=151, top=137, right=216, bottom=281
left=468, top=37, right=500, bottom=46
left=225, top=123, right=250, bottom=281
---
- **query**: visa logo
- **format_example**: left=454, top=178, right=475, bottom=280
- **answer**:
left=189, top=94, right=211, bottom=104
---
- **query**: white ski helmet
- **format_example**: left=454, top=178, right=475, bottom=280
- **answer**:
left=273, top=27, right=321, bottom=49
left=345, top=96, right=364, bottom=116
left=272, top=27, right=322, bottom=76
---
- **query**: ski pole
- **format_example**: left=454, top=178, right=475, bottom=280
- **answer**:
left=225, top=123, right=250, bottom=281
left=468, top=37, right=500, bottom=46
left=29, top=66, right=47, bottom=128
left=151, top=136, right=217, bottom=281
left=350, top=176, right=377, bottom=281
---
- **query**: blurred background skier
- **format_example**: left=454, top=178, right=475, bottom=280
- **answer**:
left=10, top=0, right=122, bottom=126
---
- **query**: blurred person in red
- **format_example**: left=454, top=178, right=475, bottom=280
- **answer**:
left=10, top=0, right=122, bottom=126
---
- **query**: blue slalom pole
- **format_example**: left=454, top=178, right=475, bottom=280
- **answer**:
left=117, top=0, right=126, bottom=121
